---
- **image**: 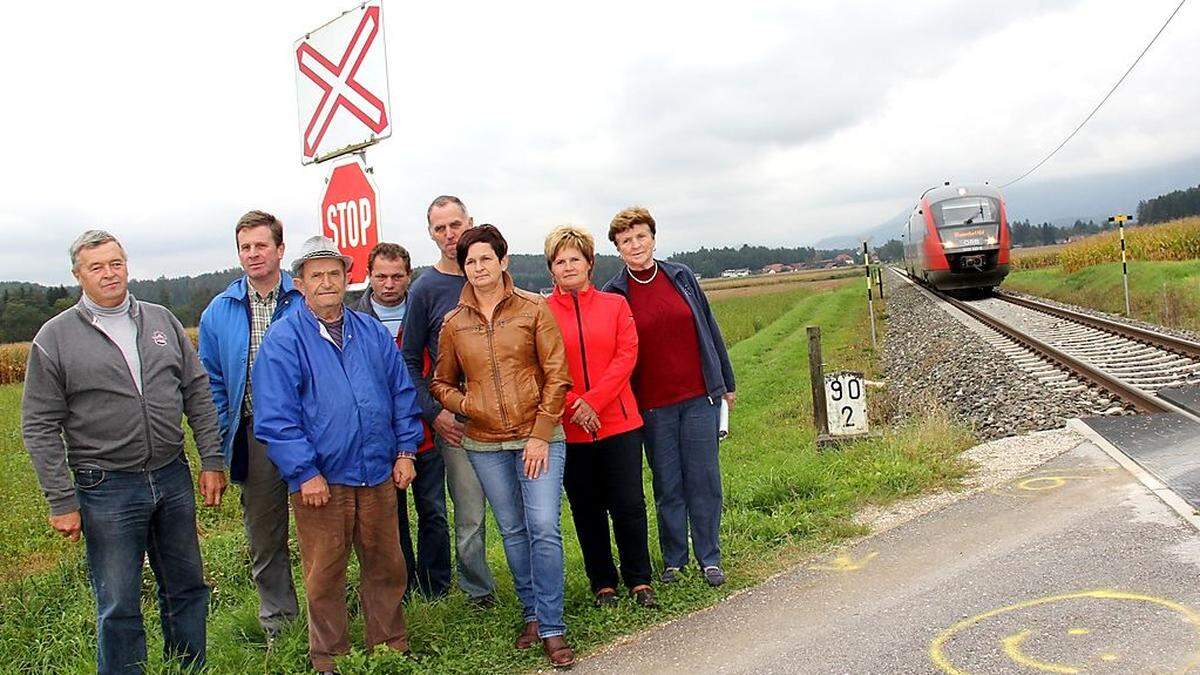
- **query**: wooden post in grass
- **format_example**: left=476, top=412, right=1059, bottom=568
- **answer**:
left=1109, top=214, right=1132, bottom=316
left=807, top=326, right=830, bottom=442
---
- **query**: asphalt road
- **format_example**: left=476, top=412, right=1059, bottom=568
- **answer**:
left=577, top=440, right=1200, bottom=674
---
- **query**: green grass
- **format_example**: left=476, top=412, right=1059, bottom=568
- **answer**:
left=0, top=281, right=972, bottom=673
left=1002, top=260, right=1200, bottom=332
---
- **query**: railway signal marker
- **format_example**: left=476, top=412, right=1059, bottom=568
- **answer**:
left=294, top=1, right=392, bottom=165
left=1109, top=214, right=1133, bottom=316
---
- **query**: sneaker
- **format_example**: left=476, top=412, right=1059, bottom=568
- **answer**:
left=631, top=585, right=660, bottom=608
left=468, top=593, right=498, bottom=610
left=703, top=566, right=726, bottom=587
left=660, top=566, right=682, bottom=584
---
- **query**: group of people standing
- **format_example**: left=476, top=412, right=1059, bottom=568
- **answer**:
left=21, top=196, right=736, bottom=674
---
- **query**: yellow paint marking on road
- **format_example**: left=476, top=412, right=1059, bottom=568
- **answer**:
left=929, top=590, right=1200, bottom=675
left=1001, top=629, right=1081, bottom=674
left=1017, top=475, right=1092, bottom=491
left=1068, top=628, right=1090, bottom=635
left=810, top=551, right=877, bottom=572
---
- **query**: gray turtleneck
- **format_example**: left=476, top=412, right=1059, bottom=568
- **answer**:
left=82, top=292, right=143, bottom=393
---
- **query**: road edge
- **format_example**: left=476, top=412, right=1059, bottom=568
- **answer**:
left=1067, top=418, right=1200, bottom=532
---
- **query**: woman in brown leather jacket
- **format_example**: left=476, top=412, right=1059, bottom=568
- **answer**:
left=430, top=225, right=575, bottom=668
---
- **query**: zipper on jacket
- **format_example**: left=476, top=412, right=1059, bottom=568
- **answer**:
left=571, top=293, right=597, bottom=440
left=484, top=321, right=510, bottom=428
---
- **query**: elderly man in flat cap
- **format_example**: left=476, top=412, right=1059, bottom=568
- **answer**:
left=251, top=235, right=424, bottom=673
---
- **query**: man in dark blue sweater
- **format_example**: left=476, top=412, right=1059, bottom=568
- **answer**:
left=400, top=195, right=497, bottom=607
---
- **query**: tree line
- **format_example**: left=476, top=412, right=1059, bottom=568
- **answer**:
left=1137, top=183, right=1200, bottom=225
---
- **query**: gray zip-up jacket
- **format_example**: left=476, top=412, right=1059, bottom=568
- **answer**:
left=22, top=295, right=224, bottom=515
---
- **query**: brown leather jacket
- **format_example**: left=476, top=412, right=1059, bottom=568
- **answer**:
left=431, top=272, right=572, bottom=443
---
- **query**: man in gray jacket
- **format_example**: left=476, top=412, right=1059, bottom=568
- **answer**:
left=22, top=230, right=227, bottom=675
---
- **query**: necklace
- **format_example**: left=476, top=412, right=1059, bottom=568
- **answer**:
left=626, top=262, right=659, bottom=285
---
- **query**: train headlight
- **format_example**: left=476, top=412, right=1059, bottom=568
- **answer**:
left=986, top=236, right=997, bottom=245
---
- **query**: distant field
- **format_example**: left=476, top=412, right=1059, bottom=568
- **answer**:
left=699, top=267, right=860, bottom=291
left=1012, top=217, right=1200, bottom=271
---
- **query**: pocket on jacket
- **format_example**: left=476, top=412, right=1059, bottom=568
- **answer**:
left=74, top=468, right=106, bottom=490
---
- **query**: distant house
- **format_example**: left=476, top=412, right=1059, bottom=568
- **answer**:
left=720, top=268, right=752, bottom=278
left=760, top=263, right=797, bottom=274
left=834, top=254, right=854, bottom=267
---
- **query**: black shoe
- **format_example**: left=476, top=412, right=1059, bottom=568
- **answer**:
left=631, top=586, right=659, bottom=608
left=660, top=566, right=682, bottom=584
left=594, top=588, right=618, bottom=607
left=703, top=566, right=726, bottom=587
left=468, top=593, right=498, bottom=610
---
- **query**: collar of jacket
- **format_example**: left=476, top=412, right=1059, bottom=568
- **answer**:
left=548, top=281, right=595, bottom=307
left=605, top=259, right=687, bottom=295
left=217, top=271, right=300, bottom=304
left=296, top=301, right=354, bottom=346
left=456, top=270, right=516, bottom=317
left=352, top=286, right=409, bottom=319
left=74, top=292, right=141, bottom=323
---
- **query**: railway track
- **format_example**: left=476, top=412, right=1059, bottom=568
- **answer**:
left=892, top=269, right=1200, bottom=416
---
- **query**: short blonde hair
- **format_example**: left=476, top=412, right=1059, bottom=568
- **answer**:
left=608, top=206, right=656, bottom=243
left=544, top=225, right=595, bottom=270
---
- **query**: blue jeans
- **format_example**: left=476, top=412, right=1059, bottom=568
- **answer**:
left=643, top=395, right=723, bottom=569
left=397, top=447, right=452, bottom=599
left=74, top=456, right=210, bottom=675
left=440, top=435, right=497, bottom=599
left=467, top=442, right=566, bottom=638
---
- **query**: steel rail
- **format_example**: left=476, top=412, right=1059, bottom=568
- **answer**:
left=992, top=291, right=1200, bottom=359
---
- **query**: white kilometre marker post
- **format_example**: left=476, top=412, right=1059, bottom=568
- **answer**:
left=863, top=241, right=877, bottom=350
left=1109, top=214, right=1132, bottom=316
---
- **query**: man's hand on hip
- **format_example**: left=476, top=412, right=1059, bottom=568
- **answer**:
left=300, top=474, right=331, bottom=507
left=433, top=409, right=465, bottom=446
left=199, top=470, right=228, bottom=507
left=49, top=511, right=82, bottom=542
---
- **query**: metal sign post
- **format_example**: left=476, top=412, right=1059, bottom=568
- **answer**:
left=863, top=241, right=877, bottom=350
left=1109, top=214, right=1132, bottom=316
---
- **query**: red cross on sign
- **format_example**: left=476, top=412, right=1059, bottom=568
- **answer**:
left=294, top=1, right=392, bottom=165
left=321, top=160, right=379, bottom=287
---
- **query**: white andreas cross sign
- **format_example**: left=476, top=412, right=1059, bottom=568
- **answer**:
left=294, top=1, right=392, bottom=165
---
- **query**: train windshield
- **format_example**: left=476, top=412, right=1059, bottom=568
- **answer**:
left=933, top=197, right=998, bottom=228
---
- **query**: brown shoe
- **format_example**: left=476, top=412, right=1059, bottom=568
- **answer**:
left=515, top=620, right=540, bottom=650
left=543, top=635, right=576, bottom=668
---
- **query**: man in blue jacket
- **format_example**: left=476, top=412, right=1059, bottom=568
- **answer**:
left=252, top=236, right=423, bottom=673
left=198, top=210, right=303, bottom=638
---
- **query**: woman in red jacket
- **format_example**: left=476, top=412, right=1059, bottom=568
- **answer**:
left=544, top=225, right=657, bottom=609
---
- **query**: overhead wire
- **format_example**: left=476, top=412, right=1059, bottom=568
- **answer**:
left=999, top=0, right=1189, bottom=188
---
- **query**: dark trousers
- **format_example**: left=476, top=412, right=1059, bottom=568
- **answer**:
left=292, top=482, right=409, bottom=672
left=643, top=395, right=723, bottom=569
left=237, top=417, right=299, bottom=631
left=397, top=448, right=452, bottom=599
left=75, top=457, right=210, bottom=675
left=564, top=429, right=653, bottom=592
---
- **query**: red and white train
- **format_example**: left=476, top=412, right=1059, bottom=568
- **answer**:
left=902, top=183, right=1011, bottom=291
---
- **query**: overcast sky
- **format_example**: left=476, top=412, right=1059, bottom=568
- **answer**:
left=2, top=0, right=1197, bottom=285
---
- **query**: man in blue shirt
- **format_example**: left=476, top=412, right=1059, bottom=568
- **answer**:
left=401, top=195, right=497, bottom=607
left=198, top=210, right=303, bottom=639
left=253, top=236, right=423, bottom=673
left=353, top=242, right=451, bottom=600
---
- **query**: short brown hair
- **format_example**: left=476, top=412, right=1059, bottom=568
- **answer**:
left=608, top=206, right=656, bottom=243
left=426, top=195, right=467, bottom=224
left=235, top=210, right=283, bottom=247
left=456, top=224, right=507, bottom=271
left=368, top=242, right=412, bottom=274
left=544, top=225, right=595, bottom=270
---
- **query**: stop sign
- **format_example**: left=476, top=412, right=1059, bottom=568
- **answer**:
left=321, top=159, right=379, bottom=286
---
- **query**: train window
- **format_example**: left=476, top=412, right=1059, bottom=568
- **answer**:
left=934, top=197, right=997, bottom=228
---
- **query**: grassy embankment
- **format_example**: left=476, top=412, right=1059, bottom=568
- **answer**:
left=1005, top=217, right=1200, bottom=331
left=0, top=277, right=971, bottom=674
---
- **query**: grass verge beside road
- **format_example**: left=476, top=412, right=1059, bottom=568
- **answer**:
left=1003, top=260, right=1200, bottom=332
left=0, top=279, right=972, bottom=673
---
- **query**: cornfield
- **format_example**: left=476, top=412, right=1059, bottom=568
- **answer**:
left=0, top=328, right=200, bottom=386
left=1012, top=216, right=1200, bottom=272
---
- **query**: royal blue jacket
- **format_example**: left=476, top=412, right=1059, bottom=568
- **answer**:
left=198, top=273, right=304, bottom=470
left=250, top=303, right=424, bottom=492
left=603, top=259, right=736, bottom=399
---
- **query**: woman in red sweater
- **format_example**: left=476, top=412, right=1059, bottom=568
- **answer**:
left=544, top=225, right=657, bottom=609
